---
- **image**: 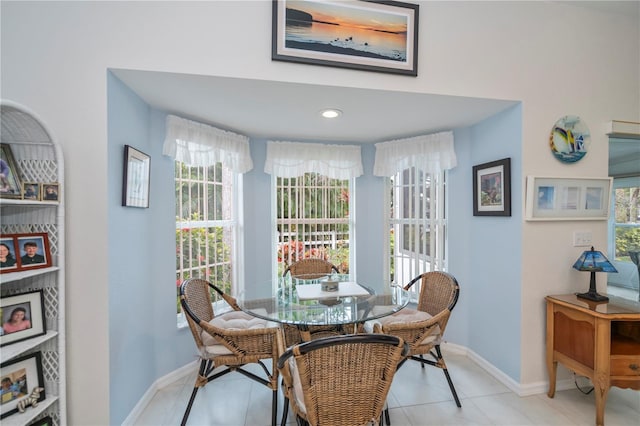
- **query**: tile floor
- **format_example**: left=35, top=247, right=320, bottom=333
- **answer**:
left=134, top=350, right=640, bottom=426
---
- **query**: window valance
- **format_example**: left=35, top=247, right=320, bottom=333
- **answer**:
left=163, top=115, right=253, bottom=173
left=373, top=131, right=456, bottom=176
left=264, top=141, right=363, bottom=179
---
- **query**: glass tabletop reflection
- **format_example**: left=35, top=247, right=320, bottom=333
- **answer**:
left=237, top=274, right=410, bottom=327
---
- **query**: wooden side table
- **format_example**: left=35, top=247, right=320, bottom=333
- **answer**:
left=546, top=294, right=640, bottom=426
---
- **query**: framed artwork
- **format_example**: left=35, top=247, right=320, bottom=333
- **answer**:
left=272, top=0, right=419, bottom=76
left=0, top=233, right=52, bottom=272
left=41, top=183, right=59, bottom=202
left=549, top=115, right=590, bottom=164
left=525, top=176, right=612, bottom=221
left=122, top=145, right=150, bottom=208
left=0, top=143, right=23, bottom=199
left=0, top=237, right=19, bottom=273
left=29, top=415, right=53, bottom=426
left=0, top=290, right=46, bottom=347
left=472, top=158, right=511, bottom=217
left=22, top=182, right=41, bottom=201
left=0, top=351, right=46, bottom=419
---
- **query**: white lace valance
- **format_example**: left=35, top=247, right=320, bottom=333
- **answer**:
left=163, top=115, right=253, bottom=173
left=264, top=141, right=363, bottom=179
left=373, top=131, right=456, bottom=176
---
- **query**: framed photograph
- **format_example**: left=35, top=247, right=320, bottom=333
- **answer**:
left=473, top=158, right=511, bottom=217
left=0, top=237, right=19, bottom=273
left=29, top=415, right=53, bottom=426
left=15, top=233, right=52, bottom=270
left=22, top=182, right=41, bottom=201
left=0, top=351, right=46, bottom=419
left=41, top=183, right=59, bottom=202
left=272, top=0, right=419, bottom=76
left=525, top=176, right=613, bottom=221
left=122, top=145, right=150, bottom=208
left=0, top=143, right=23, bottom=199
left=0, top=290, right=46, bottom=347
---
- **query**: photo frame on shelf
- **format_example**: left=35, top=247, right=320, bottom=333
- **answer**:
left=0, top=290, right=46, bottom=347
left=122, top=145, right=150, bottom=208
left=472, top=158, right=511, bottom=216
left=22, top=182, right=41, bottom=201
left=0, top=237, right=19, bottom=273
left=29, top=415, right=53, bottom=426
left=525, top=176, right=613, bottom=221
left=0, top=351, right=46, bottom=419
left=272, top=0, right=419, bottom=76
left=15, top=233, right=52, bottom=271
left=41, top=183, right=59, bottom=202
left=0, top=143, right=23, bottom=199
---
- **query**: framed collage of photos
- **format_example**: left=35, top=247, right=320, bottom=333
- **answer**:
left=0, top=351, right=46, bottom=419
left=525, top=176, right=613, bottom=221
left=0, top=233, right=52, bottom=274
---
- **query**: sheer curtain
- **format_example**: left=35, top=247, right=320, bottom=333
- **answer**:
left=162, top=114, right=253, bottom=172
left=264, top=141, right=363, bottom=179
left=373, top=131, right=456, bottom=176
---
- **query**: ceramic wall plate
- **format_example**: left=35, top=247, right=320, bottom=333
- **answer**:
left=549, top=115, right=590, bottom=163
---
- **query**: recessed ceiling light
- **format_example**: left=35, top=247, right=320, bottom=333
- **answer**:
left=320, top=109, right=342, bottom=119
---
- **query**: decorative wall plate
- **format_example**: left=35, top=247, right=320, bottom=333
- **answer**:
left=549, top=115, right=590, bottom=163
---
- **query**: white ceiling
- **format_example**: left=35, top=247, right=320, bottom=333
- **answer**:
left=112, top=69, right=518, bottom=144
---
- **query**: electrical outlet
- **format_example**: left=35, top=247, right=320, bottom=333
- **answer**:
left=573, top=231, right=592, bottom=247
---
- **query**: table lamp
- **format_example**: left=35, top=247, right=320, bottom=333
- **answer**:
left=572, top=246, right=617, bottom=302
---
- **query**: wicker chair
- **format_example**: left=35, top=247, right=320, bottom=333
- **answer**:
left=369, top=271, right=461, bottom=408
left=277, top=334, right=408, bottom=426
left=283, top=258, right=343, bottom=345
left=179, top=278, right=284, bottom=426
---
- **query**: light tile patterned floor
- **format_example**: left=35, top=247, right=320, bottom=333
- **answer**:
left=133, top=351, right=640, bottom=426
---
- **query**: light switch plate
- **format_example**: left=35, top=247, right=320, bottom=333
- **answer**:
left=573, top=231, right=592, bottom=247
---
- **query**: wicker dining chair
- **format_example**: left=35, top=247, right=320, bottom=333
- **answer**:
left=179, top=278, right=284, bottom=426
left=282, top=258, right=343, bottom=345
left=368, top=271, right=462, bottom=408
left=277, top=334, right=408, bottom=426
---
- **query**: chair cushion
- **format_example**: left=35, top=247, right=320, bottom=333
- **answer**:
left=364, top=308, right=442, bottom=345
left=201, top=309, right=273, bottom=355
left=288, top=357, right=307, bottom=415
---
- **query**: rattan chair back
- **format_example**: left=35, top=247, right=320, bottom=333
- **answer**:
left=284, top=258, right=340, bottom=279
left=278, top=334, right=408, bottom=426
left=411, top=270, right=460, bottom=319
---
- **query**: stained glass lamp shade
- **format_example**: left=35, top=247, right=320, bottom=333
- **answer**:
left=572, top=246, right=618, bottom=302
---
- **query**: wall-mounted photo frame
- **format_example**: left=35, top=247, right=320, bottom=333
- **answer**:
left=525, top=176, right=613, bottom=221
left=473, top=158, right=511, bottom=217
left=0, top=233, right=52, bottom=273
left=0, top=290, right=46, bottom=347
left=122, top=145, right=150, bottom=208
left=41, top=183, right=59, bottom=202
left=0, top=351, right=46, bottom=419
left=0, top=143, right=23, bottom=199
left=0, top=237, right=19, bottom=273
left=272, top=0, right=419, bottom=76
left=22, top=182, right=41, bottom=201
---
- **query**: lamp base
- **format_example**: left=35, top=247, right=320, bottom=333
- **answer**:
left=576, top=291, right=609, bottom=302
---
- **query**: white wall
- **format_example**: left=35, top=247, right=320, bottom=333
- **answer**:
left=2, top=1, right=637, bottom=423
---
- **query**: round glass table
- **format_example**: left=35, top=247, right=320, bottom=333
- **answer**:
left=236, top=274, right=410, bottom=338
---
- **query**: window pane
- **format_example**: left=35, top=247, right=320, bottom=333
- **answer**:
left=614, top=186, right=640, bottom=261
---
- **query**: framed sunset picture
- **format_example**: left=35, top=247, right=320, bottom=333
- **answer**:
left=272, top=0, right=419, bottom=76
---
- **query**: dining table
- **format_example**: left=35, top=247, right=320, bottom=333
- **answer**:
left=236, top=274, right=410, bottom=341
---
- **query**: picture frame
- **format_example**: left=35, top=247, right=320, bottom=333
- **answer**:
left=122, top=145, right=150, bottom=208
left=29, top=415, right=53, bottom=426
left=0, top=237, right=19, bottom=273
left=0, top=233, right=52, bottom=273
left=22, top=182, right=41, bottom=201
left=525, top=176, right=613, bottom=221
left=0, top=290, right=46, bottom=347
left=0, top=143, right=23, bottom=199
left=41, top=183, right=59, bottom=202
left=0, top=351, right=46, bottom=419
left=472, top=158, right=511, bottom=217
left=272, top=0, right=419, bottom=76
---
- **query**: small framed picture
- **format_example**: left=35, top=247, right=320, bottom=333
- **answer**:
left=472, top=158, right=512, bottom=217
left=22, top=182, right=41, bottom=201
left=29, top=415, right=53, bottom=426
left=16, top=233, right=52, bottom=270
left=41, top=183, right=59, bottom=202
left=122, top=145, right=150, bottom=208
left=0, top=143, right=23, bottom=199
left=0, top=237, right=19, bottom=273
left=0, top=290, right=46, bottom=347
left=0, top=351, right=46, bottom=419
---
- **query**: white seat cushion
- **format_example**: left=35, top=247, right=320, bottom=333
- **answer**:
left=201, top=309, right=275, bottom=355
left=364, top=308, right=441, bottom=345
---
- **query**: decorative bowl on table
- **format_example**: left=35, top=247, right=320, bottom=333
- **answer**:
left=321, top=278, right=339, bottom=292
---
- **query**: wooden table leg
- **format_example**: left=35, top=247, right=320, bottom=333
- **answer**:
left=546, top=301, right=557, bottom=398
left=594, top=375, right=610, bottom=426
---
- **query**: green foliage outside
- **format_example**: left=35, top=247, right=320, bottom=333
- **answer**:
left=614, top=186, right=640, bottom=262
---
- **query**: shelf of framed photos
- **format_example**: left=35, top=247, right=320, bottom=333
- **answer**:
left=1, top=331, right=59, bottom=364
left=1, top=396, right=59, bottom=426
left=0, top=266, right=60, bottom=285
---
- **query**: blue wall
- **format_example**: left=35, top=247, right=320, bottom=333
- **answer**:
left=108, top=72, right=524, bottom=420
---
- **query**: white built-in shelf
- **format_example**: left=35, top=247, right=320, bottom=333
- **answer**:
left=0, top=267, right=59, bottom=284
left=1, top=396, right=59, bottom=426
left=0, top=199, right=59, bottom=207
left=1, top=331, right=58, bottom=364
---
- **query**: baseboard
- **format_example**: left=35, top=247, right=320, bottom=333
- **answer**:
left=122, top=360, right=197, bottom=425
